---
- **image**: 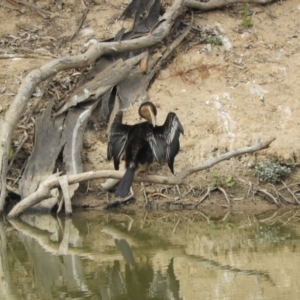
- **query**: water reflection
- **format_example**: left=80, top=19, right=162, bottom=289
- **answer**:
left=1, top=209, right=300, bottom=299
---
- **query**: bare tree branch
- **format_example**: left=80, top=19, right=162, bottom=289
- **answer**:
left=177, top=137, right=275, bottom=180
left=185, top=0, right=275, bottom=11
left=256, top=188, right=280, bottom=207
left=7, top=137, right=275, bottom=218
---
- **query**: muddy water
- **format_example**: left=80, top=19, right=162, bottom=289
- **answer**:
left=1, top=209, right=300, bottom=300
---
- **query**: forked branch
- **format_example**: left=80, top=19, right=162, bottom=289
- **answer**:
left=7, top=137, right=275, bottom=218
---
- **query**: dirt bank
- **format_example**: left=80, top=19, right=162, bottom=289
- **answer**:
left=1, top=0, right=299, bottom=211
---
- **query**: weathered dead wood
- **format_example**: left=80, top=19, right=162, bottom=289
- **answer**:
left=0, top=0, right=186, bottom=213
left=256, top=188, right=280, bottom=207
left=143, top=10, right=194, bottom=89
left=19, top=101, right=66, bottom=199
left=280, top=181, right=300, bottom=205
left=195, top=187, right=217, bottom=208
left=7, top=137, right=275, bottom=218
left=238, top=177, right=281, bottom=207
left=54, top=55, right=145, bottom=115
left=185, top=0, right=275, bottom=11
left=177, top=137, right=276, bottom=180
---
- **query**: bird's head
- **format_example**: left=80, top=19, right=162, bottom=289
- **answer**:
left=139, top=102, right=157, bottom=127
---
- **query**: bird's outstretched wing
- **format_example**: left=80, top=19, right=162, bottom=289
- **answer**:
left=147, top=112, right=184, bottom=174
left=107, top=111, right=131, bottom=170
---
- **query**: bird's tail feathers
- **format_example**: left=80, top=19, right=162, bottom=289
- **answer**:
left=115, top=167, right=135, bottom=197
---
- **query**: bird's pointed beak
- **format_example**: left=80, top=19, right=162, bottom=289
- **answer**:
left=149, top=109, right=156, bottom=127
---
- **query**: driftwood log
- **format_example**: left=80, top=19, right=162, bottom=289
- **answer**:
left=0, top=0, right=276, bottom=215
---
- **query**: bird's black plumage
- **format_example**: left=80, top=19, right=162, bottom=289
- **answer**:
left=107, top=102, right=184, bottom=197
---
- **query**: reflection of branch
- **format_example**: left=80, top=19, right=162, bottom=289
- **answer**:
left=7, top=218, right=145, bottom=263
left=0, top=222, right=19, bottom=300
left=183, top=251, right=275, bottom=285
left=280, top=210, right=300, bottom=226
left=198, top=210, right=211, bottom=224
left=8, top=218, right=103, bottom=259
left=258, top=210, right=278, bottom=223
left=58, top=218, right=71, bottom=255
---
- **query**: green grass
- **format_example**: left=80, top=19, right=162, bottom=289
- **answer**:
left=242, top=3, right=253, bottom=28
left=205, top=36, right=223, bottom=46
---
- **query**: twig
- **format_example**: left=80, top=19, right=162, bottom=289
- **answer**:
left=281, top=181, right=300, bottom=204
left=238, top=177, right=255, bottom=202
left=8, top=0, right=53, bottom=18
left=7, top=130, right=28, bottom=172
left=151, top=193, right=173, bottom=199
left=1, top=1, right=25, bottom=13
left=257, top=188, right=280, bottom=207
left=195, top=187, right=218, bottom=208
left=278, top=182, right=300, bottom=191
left=217, top=186, right=231, bottom=207
left=181, top=186, right=195, bottom=197
left=198, top=210, right=210, bottom=224
left=141, top=183, right=148, bottom=204
left=268, top=184, right=293, bottom=205
left=175, top=185, right=181, bottom=195
left=281, top=210, right=300, bottom=226
left=69, top=7, right=90, bottom=41
left=172, top=217, right=180, bottom=234
left=11, top=158, right=27, bottom=186
left=145, top=11, right=194, bottom=86
left=105, top=188, right=135, bottom=209
left=85, top=180, right=91, bottom=194
left=124, top=214, right=134, bottom=231
left=6, top=184, right=20, bottom=195
left=221, top=211, right=230, bottom=221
